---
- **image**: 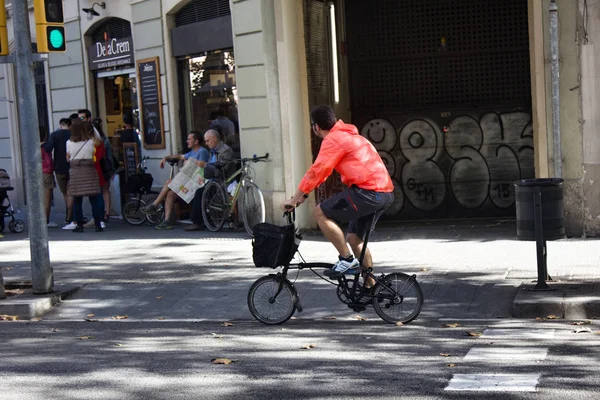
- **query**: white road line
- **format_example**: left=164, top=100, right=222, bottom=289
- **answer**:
left=464, top=347, right=548, bottom=361
left=445, top=374, right=541, bottom=392
left=482, top=328, right=555, bottom=339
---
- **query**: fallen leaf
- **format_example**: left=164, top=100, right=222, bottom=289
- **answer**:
left=156, top=296, right=164, bottom=300
left=535, top=317, right=546, bottom=321
left=112, top=315, right=128, bottom=320
left=595, top=331, right=600, bottom=335
left=570, top=321, right=591, bottom=326
left=420, top=268, right=428, bottom=272
left=221, top=322, right=234, bottom=327
left=0, top=267, right=13, bottom=271
left=291, top=317, right=297, bottom=320
left=115, top=343, right=123, bottom=347
left=322, top=316, right=337, bottom=320
left=0, top=315, right=19, bottom=321
left=443, top=323, right=461, bottom=328
left=77, top=336, right=93, bottom=340
left=573, top=327, right=592, bottom=334
left=30, top=317, right=41, bottom=322
left=157, top=317, right=165, bottom=320
left=86, top=314, right=95, bottom=318
left=395, top=322, right=404, bottom=326
left=465, top=331, right=483, bottom=337
left=447, top=363, right=456, bottom=367
left=211, top=358, right=235, bottom=365
left=52, top=328, right=60, bottom=332
left=440, top=353, right=451, bottom=357
left=547, top=315, right=559, bottom=319
left=211, top=333, right=223, bottom=339
left=301, top=344, right=316, bottom=350
left=351, top=315, right=367, bottom=321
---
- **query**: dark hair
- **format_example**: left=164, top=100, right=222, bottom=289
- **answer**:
left=92, top=118, right=106, bottom=139
left=69, top=113, right=79, bottom=121
left=70, top=119, right=85, bottom=142
left=59, top=118, right=71, bottom=127
left=123, top=112, right=133, bottom=125
left=209, top=110, right=220, bottom=120
left=190, top=131, right=204, bottom=145
left=39, top=126, right=47, bottom=143
left=310, top=105, right=337, bottom=130
left=77, top=109, right=92, bottom=119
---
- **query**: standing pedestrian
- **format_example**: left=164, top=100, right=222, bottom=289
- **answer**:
left=43, top=118, right=73, bottom=228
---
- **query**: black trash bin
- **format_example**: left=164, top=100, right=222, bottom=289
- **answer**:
left=514, top=178, right=565, bottom=241
left=513, top=178, right=565, bottom=290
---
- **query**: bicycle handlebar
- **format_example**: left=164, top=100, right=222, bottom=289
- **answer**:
left=240, top=153, right=269, bottom=163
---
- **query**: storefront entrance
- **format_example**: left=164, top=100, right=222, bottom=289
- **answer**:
left=304, top=0, right=533, bottom=221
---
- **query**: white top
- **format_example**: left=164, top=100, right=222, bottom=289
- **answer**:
left=67, top=140, right=95, bottom=160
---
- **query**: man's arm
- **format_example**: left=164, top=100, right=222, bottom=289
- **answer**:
left=42, top=132, right=55, bottom=153
left=160, top=153, right=184, bottom=168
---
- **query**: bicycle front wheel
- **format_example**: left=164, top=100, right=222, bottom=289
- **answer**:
left=201, top=181, right=228, bottom=232
left=372, top=272, right=423, bottom=324
left=123, top=198, right=147, bottom=225
left=248, top=275, right=296, bottom=325
left=143, top=193, right=164, bottom=225
left=241, top=181, right=265, bottom=236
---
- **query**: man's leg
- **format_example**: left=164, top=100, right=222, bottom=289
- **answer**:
left=152, top=179, right=172, bottom=206
left=190, top=187, right=204, bottom=225
left=313, top=204, right=352, bottom=258
left=44, top=188, right=52, bottom=223
left=347, top=233, right=376, bottom=288
left=164, top=190, right=178, bottom=223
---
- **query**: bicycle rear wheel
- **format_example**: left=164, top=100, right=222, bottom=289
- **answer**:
left=241, top=181, right=265, bottom=236
left=248, top=275, right=296, bottom=325
left=123, top=198, right=147, bottom=225
left=372, top=272, right=423, bottom=324
left=201, top=181, right=228, bottom=232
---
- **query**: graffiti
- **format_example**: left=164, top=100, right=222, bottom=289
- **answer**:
left=360, top=112, right=534, bottom=217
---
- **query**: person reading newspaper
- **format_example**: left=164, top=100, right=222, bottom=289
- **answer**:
left=141, top=131, right=209, bottom=230
left=184, top=129, right=235, bottom=231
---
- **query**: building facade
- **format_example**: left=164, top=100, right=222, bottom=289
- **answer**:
left=1, top=0, right=600, bottom=236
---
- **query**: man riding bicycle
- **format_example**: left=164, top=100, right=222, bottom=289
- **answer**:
left=283, top=105, right=394, bottom=283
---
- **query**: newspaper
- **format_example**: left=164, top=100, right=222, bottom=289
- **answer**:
left=167, top=159, right=205, bottom=203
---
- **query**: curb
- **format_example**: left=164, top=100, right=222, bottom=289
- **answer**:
left=0, top=285, right=81, bottom=319
left=512, top=282, right=600, bottom=319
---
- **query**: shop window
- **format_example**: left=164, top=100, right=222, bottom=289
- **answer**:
left=178, top=49, right=238, bottom=151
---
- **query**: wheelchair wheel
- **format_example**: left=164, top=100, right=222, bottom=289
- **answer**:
left=123, top=198, right=147, bottom=226
left=372, top=272, right=423, bottom=325
left=241, top=181, right=265, bottom=236
left=248, top=275, right=296, bottom=325
left=9, top=219, right=25, bottom=233
left=201, top=181, right=228, bottom=232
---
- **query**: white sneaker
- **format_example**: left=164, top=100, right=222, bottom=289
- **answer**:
left=101, top=221, right=106, bottom=229
left=331, top=256, right=360, bottom=274
left=47, top=222, right=58, bottom=228
left=62, top=221, right=77, bottom=230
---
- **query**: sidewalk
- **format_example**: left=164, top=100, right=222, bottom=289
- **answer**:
left=1, top=215, right=599, bottom=321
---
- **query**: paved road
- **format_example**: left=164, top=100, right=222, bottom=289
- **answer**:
left=1, top=318, right=599, bottom=399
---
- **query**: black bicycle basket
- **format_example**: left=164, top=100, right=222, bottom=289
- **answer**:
left=127, top=173, right=153, bottom=194
left=252, top=222, right=300, bottom=268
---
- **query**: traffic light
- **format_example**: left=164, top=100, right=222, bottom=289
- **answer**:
left=0, top=2, right=8, bottom=56
left=34, top=0, right=66, bottom=53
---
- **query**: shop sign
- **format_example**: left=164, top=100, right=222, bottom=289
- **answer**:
left=88, top=37, right=134, bottom=70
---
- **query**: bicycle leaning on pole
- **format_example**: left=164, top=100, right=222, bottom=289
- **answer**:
left=247, top=208, right=424, bottom=325
left=201, top=153, right=269, bottom=236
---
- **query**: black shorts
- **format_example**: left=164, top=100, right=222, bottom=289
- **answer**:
left=319, top=186, right=394, bottom=238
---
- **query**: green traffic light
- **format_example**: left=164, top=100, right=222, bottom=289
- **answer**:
left=48, top=28, right=64, bottom=49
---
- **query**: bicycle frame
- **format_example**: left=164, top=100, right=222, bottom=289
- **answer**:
left=220, top=154, right=268, bottom=215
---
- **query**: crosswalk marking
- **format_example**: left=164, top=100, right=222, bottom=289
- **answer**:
left=482, top=328, right=555, bottom=339
left=464, top=347, right=548, bottom=361
left=445, top=374, right=541, bottom=392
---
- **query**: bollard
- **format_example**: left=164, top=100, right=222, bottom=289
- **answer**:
left=0, top=269, right=5, bottom=299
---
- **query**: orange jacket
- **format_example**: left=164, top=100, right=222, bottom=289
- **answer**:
left=299, top=120, right=394, bottom=194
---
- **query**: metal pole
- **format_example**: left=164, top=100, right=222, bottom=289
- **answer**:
left=550, top=0, right=562, bottom=178
left=13, top=0, right=53, bottom=294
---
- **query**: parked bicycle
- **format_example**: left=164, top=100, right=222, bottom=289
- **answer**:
left=122, top=156, right=169, bottom=226
left=247, top=209, right=424, bottom=325
left=201, top=153, right=269, bottom=236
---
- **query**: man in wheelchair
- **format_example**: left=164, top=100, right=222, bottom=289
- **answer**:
left=184, top=129, right=235, bottom=231
left=141, top=131, right=210, bottom=229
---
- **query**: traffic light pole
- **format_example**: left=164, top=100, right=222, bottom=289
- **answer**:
left=12, top=0, right=53, bottom=294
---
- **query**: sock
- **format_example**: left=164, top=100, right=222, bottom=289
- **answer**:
left=339, top=254, right=354, bottom=262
